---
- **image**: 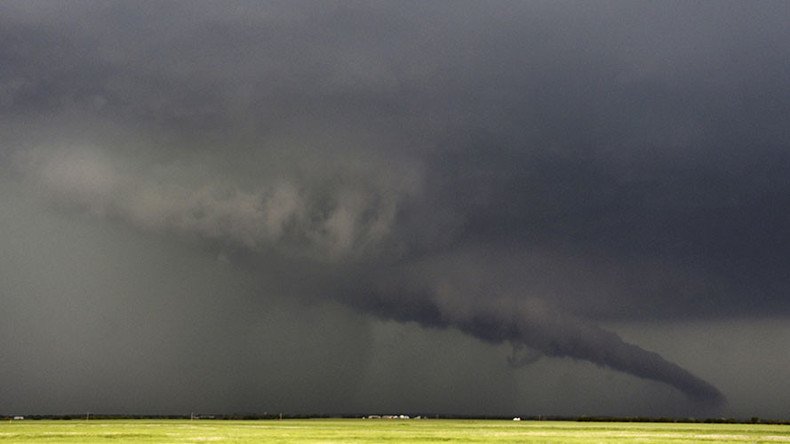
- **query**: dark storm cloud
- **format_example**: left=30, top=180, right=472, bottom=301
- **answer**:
left=2, top=0, right=790, bottom=415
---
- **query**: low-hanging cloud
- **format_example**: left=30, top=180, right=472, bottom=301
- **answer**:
left=18, top=146, right=418, bottom=261
left=16, top=144, right=725, bottom=406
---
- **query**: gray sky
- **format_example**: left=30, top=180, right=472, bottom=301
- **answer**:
left=2, top=0, right=790, bottom=418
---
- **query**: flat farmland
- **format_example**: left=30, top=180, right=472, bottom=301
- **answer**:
left=2, top=419, right=790, bottom=443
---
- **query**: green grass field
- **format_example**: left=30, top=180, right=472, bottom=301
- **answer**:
left=2, top=419, right=790, bottom=443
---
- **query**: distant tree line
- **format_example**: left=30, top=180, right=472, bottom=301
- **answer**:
left=2, top=414, right=789, bottom=425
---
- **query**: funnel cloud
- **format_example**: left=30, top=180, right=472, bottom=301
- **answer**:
left=3, top=0, right=790, bottom=418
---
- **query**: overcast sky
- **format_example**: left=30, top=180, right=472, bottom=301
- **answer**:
left=2, top=0, right=790, bottom=419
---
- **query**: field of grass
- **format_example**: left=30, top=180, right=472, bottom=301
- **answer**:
left=2, top=419, right=790, bottom=443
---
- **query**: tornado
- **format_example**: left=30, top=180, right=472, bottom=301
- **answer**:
left=352, top=290, right=726, bottom=407
left=457, top=303, right=726, bottom=407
